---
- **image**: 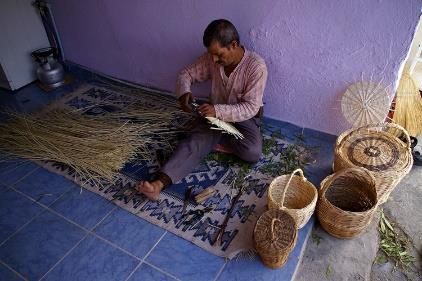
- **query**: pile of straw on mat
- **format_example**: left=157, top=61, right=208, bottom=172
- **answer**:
left=0, top=88, right=192, bottom=185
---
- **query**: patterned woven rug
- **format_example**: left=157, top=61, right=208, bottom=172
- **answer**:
left=38, top=83, right=298, bottom=259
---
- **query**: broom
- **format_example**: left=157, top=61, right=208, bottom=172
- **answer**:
left=392, top=73, right=422, bottom=136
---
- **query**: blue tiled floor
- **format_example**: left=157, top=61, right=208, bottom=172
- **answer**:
left=93, top=208, right=166, bottom=259
left=43, top=235, right=138, bottom=281
left=50, top=186, right=115, bottom=230
left=146, top=233, right=225, bottom=281
left=0, top=186, right=44, bottom=243
left=13, top=168, right=76, bottom=206
left=0, top=262, right=24, bottom=281
left=0, top=159, right=40, bottom=187
left=0, top=66, right=336, bottom=280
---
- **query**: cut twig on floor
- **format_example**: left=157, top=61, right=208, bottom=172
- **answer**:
left=377, top=209, right=415, bottom=269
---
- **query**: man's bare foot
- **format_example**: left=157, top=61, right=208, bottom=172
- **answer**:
left=137, top=180, right=164, bottom=201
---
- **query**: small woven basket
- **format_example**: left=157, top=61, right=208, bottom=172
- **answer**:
left=317, top=167, right=378, bottom=239
left=254, top=209, right=297, bottom=269
left=267, top=169, right=318, bottom=228
left=334, top=123, right=413, bottom=204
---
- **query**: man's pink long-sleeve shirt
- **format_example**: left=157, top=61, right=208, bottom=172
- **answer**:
left=175, top=48, right=268, bottom=123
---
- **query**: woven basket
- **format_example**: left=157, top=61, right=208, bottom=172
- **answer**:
left=334, top=123, right=413, bottom=204
left=254, top=209, right=297, bottom=269
left=317, top=167, right=378, bottom=239
left=267, top=169, right=318, bottom=228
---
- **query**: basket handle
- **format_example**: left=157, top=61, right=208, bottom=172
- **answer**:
left=270, top=218, right=281, bottom=241
left=280, top=168, right=306, bottom=208
left=347, top=122, right=411, bottom=150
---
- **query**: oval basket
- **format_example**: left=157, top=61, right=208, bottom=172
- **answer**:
left=254, top=209, right=297, bottom=269
left=267, top=169, right=318, bottom=228
left=317, top=167, right=378, bottom=239
left=334, top=123, right=413, bottom=204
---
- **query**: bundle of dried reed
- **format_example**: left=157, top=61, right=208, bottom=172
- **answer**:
left=0, top=109, right=180, bottom=186
left=393, top=73, right=422, bottom=136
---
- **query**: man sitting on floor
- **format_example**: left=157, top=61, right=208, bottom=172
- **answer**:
left=137, top=19, right=268, bottom=200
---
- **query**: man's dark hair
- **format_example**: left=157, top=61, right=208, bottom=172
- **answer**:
left=203, top=19, right=240, bottom=48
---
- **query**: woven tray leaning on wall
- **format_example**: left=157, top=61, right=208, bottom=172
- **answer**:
left=267, top=169, right=318, bottom=228
left=334, top=123, right=413, bottom=204
left=317, top=167, right=378, bottom=238
left=254, top=209, right=297, bottom=269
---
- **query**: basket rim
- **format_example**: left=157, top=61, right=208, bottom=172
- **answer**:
left=319, top=168, right=378, bottom=214
left=268, top=173, right=318, bottom=209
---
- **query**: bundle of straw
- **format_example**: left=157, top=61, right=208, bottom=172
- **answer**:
left=393, top=73, right=422, bottom=136
left=0, top=109, right=181, bottom=186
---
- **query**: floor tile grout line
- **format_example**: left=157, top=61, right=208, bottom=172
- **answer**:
left=89, top=206, right=118, bottom=232
left=123, top=231, right=168, bottom=281
left=142, top=231, right=167, bottom=261
left=143, top=261, right=182, bottom=281
left=88, top=232, right=142, bottom=261
left=123, top=261, right=143, bottom=281
left=6, top=165, right=40, bottom=188
left=0, top=211, right=42, bottom=249
left=38, top=206, right=118, bottom=280
left=38, top=233, right=90, bottom=281
left=0, top=160, right=38, bottom=177
left=0, top=259, right=28, bottom=281
left=213, top=262, right=227, bottom=281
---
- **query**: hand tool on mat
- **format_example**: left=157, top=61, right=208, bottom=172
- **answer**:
left=182, top=186, right=194, bottom=215
left=183, top=207, right=214, bottom=227
left=212, top=175, right=251, bottom=246
left=194, top=187, right=216, bottom=204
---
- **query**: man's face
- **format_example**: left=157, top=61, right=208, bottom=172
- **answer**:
left=207, top=40, right=237, bottom=67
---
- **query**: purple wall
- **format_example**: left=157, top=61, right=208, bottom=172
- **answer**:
left=49, top=0, right=420, bottom=135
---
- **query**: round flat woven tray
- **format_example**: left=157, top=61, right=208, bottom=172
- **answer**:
left=341, top=81, right=391, bottom=128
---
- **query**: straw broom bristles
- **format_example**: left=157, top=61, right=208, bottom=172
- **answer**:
left=393, top=73, right=422, bottom=136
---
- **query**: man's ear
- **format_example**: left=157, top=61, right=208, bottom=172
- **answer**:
left=230, top=41, right=239, bottom=49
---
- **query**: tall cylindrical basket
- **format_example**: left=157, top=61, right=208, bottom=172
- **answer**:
left=317, top=167, right=378, bottom=238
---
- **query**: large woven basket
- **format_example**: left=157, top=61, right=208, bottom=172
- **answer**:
left=334, top=123, right=413, bottom=204
left=254, top=209, right=297, bottom=269
left=317, top=167, right=378, bottom=239
left=267, top=169, right=318, bottom=228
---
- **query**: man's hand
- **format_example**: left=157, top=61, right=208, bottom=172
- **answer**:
left=179, top=92, right=194, bottom=113
left=197, top=103, right=216, bottom=117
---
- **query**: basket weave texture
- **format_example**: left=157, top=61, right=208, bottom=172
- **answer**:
left=334, top=123, right=413, bottom=204
left=267, top=169, right=318, bottom=228
left=254, top=209, right=297, bottom=269
left=317, top=167, right=378, bottom=239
